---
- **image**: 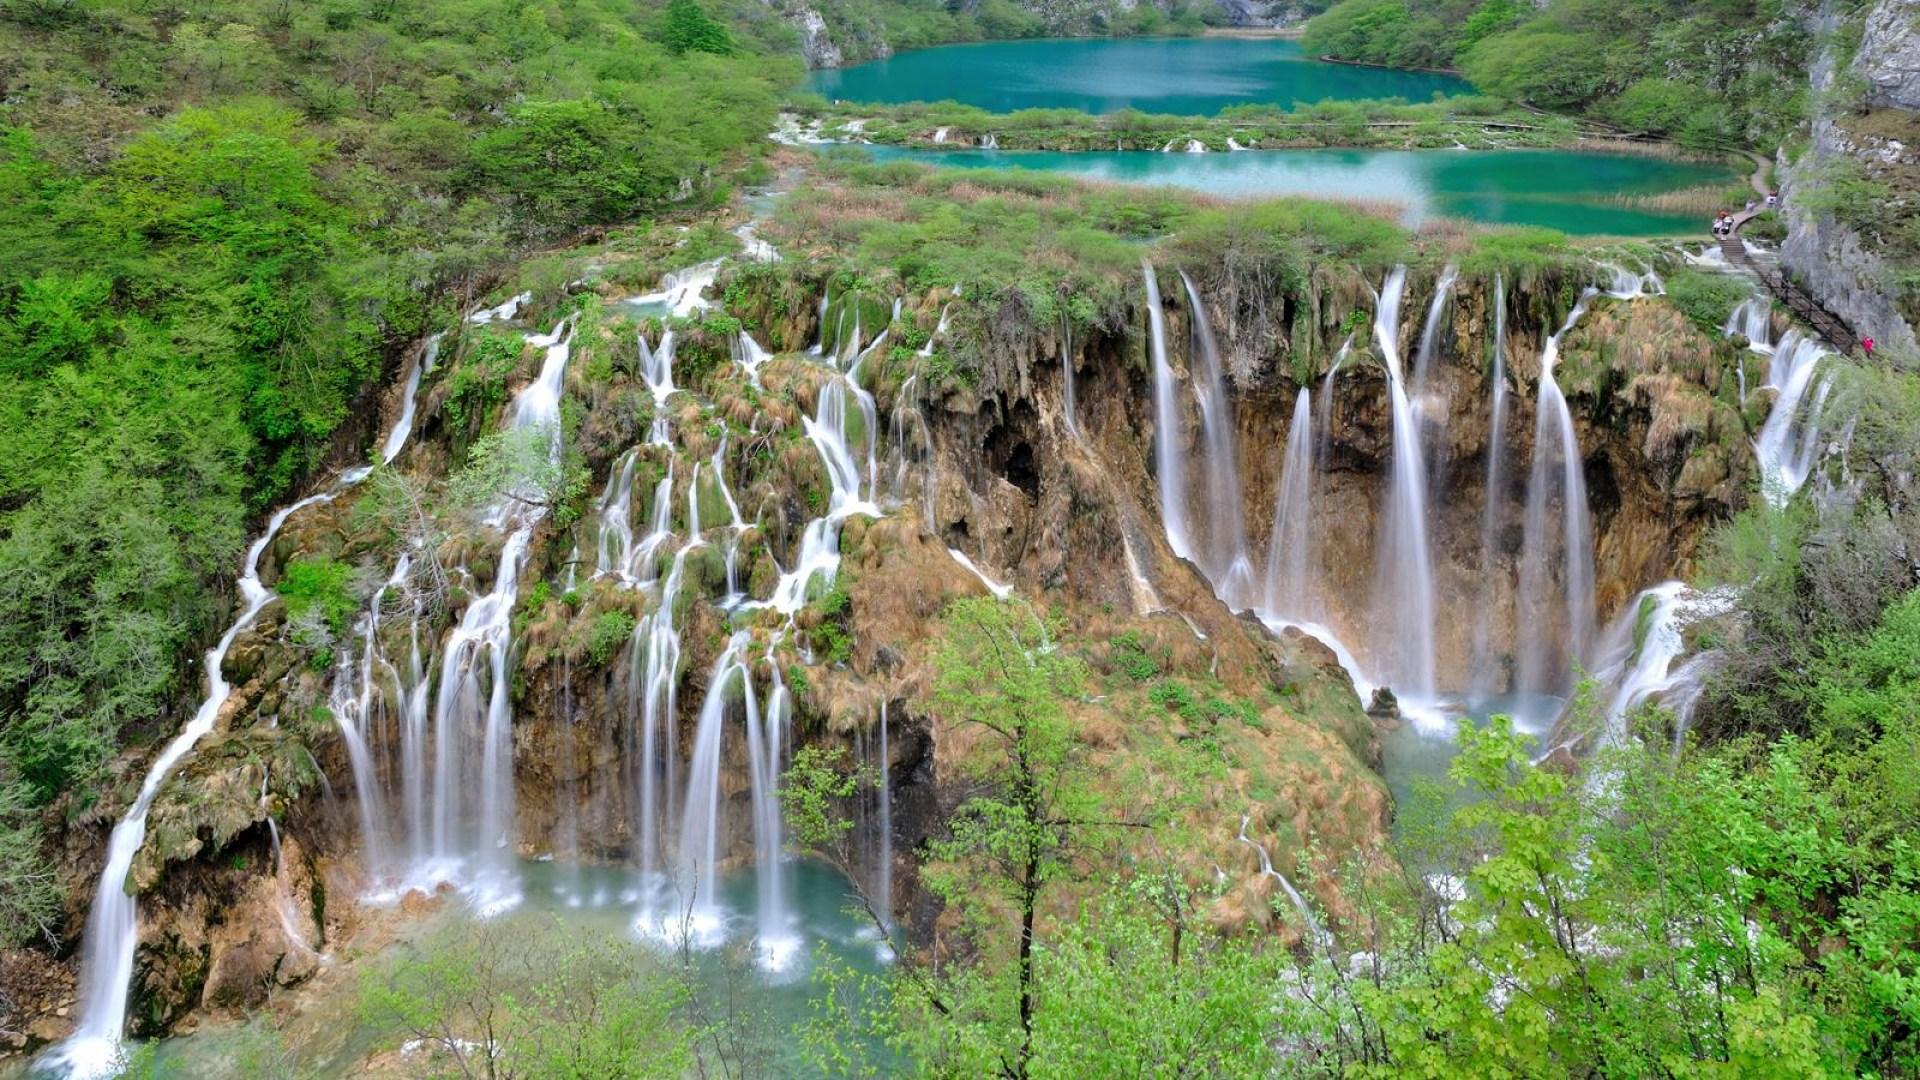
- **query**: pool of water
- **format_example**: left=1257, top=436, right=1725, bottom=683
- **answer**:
left=1379, top=691, right=1567, bottom=826
left=848, top=144, right=1734, bottom=235
left=811, top=37, right=1469, bottom=115
left=76, top=858, right=892, bottom=1079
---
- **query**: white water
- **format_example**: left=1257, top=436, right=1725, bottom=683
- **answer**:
left=625, top=260, right=719, bottom=318
left=1179, top=271, right=1258, bottom=609
left=1261, top=390, right=1318, bottom=623
left=733, top=331, right=773, bottom=388
left=1059, top=322, right=1079, bottom=438
left=1369, top=268, right=1439, bottom=705
left=1469, top=277, right=1511, bottom=700
left=874, top=702, right=894, bottom=930
left=669, top=634, right=754, bottom=945
left=50, top=491, right=339, bottom=1077
left=1581, top=582, right=1731, bottom=755
left=766, top=325, right=883, bottom=613
left=1235, top=813, right=1326, bottom=946
left=1724, top=296, right=1773, bottom=352
left=381, top=333, right=439, bottom=464
left=1753, top=330, right=1832, bottom=504
left=1143, top=263, right=1194, bottom=564
left=1514, top=292, right=1598, bottom=697
left=947, top=547, right=1014, bottom=599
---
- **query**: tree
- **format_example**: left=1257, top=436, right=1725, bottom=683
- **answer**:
left=660, top=0, right=733, bottom=57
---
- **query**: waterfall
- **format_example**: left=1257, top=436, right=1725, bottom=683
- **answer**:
left=1143, top=263, right=1194, bottom=563
left=1724, top=296, right=1773, bottom=352
left=1262, top=389, right=1318, bottom=623
left=381, top=333, right=439, bottom=464
left=45, top=491, right=337, bottom=1079
left=1581, top=583, right=1731, bottom=755
left=1515, top=293, right=1598, bottom=698
left=670, top=633, right=755, bottom=945
left=1179, top=271, right=1257, bottom=609
left=640, top=330, right=677, bottom=446
left=874, top=701, right=894, bottom=930
left=765, top=327, right=883, bottom=613
left=733, top=331, right=772, bottom=387
left=746, top=653, right=796, bottom=970
left=1059, top=322, right=1079, bottom=438
left=1469, top=277, right=1512, bottom=700
left=595, top=450, right=639, bottom=582
left=631, top=545, right=690, bottom=907
left=1410, top=264, right=1458, bottom=398
left=1753, top=330, right=1832, bottom=504
left=1235, top=814, right=1326, bottom=947
left=1369, top=268, right=1439, bottom=705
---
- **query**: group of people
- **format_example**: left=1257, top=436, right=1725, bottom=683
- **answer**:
left=1711, top=190, right=1780, bottom=238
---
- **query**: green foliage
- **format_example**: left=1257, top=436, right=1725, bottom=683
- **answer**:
left=809, top=584, right=855, bottom=665
left=357, top=919, right=693, bottom=1078
left=780, top=745, right=864, bottom=855
left=584, top=609, right=636, bottom=668
left=0, top=781, right=59, bottom=948
left=442, top=329, right=525, bottom=434
left=660, top=0, right=735, bottom=56
left=448, top=424, right=589, bottom=524
left=1304, top=0, right=1817, bottom=146
left=1666, top=269, right=1754, bottom=334
left=276, top=558, right=358, bottom=638
left=1107, top=629, right=1160, bottom=682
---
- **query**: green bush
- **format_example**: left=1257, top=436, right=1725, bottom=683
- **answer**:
left=1665, top=269, right=1753, bottom=335
left=277, top=557, right=359, bottom=636
left=585, top=610, right=637, bottom=668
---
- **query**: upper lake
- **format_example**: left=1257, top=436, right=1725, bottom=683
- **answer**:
left=809, top=37, right=1470, bottom=115
left=849, top=145, right=1739, bottom=236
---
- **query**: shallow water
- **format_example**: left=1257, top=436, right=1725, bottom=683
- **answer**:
left=1378, top=690, right=1567, bottom=824
left=850, top=144, right=1735, bottom=235
left=73, top=859, right=891, bottom=1079
left=811, top=37, right=1468, bottom=114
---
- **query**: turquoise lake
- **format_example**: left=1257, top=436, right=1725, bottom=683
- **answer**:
left=810, top=37, right=1469, bottom=115
left=848, top=144, right=1736, bottom=235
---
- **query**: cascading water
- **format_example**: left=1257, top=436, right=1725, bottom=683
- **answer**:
left=1369, top=268, right=1439, bottom=708
left=1143, top=263, right=1195, bottom=564
left=766, top=325, right=882, bottom=613
left=1469, top=277, right=1512, bottom=701
left=45, top=492, right=339, bottom=1079
left=874, top=701, right=894, bottom=931
left=1724, top=296, right=1773, bottom=352
left=1515, top=292, right=1598, bottom=698
left=669, top=633, right=755, bottom=944
left=1262, top=389, right=1318, bottom=623
left=1753, top=330, right=1832, bottom=504
left=1179, top=271, right=1258, bottom=609
left=1234, top=813, right=1326, bottom=947
left=1060, top=322, right=1079, bottom=438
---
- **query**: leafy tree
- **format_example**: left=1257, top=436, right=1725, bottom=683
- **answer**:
left=660, top=0, right=735, bottom=56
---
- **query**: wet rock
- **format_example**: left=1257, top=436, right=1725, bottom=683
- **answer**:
left=1366, top=686, right=1399, bottom=722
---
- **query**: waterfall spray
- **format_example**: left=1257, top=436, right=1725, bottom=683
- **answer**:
left=1515, top=292, right=1598, bottom=697
left=1369, top=267, right=1439, bottom=705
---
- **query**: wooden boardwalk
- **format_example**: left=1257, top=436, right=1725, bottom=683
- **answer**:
left=1723, top=156, right=1861, bottom=354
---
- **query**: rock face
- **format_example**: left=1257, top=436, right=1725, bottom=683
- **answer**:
left=788, top=7, right=848, bottom=68
left=1777, top=0, right=1920, bottom=355
left=1859, top=0, right=1920, bottom=110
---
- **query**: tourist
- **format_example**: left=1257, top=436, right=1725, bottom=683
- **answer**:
left=1746, top=198, right=1756, bottom=213
left=1863, top=336, right=1875, bottom=356
left=1767, top=189, right=1779, bottom=208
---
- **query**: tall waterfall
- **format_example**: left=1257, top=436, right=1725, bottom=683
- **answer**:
left=1262, top=389, right=1318, bottom=623
left=1144, top=263, right=1194, bottom=563
left=1515, top=292, right=1597, bottom=697
left=672, top=634, right=755, bottom=944
left=1469, top=276, right=1511, bottom=700
left=1369, top=268, right=1439, bottom=704
left=1179, top=271, right=1258, bottom=608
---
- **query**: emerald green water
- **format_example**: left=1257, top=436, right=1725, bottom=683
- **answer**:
left=851, top=144, right=1734, bottom=235
left=811, top=37, right=1468, bottom=115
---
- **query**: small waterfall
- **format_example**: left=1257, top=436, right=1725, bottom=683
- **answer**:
left=1179, top=271, right=1257, bottom=609
left=639, top=330, right=677, bottom=446
left=627, top=260, right=719, bottom=317
left=381, top=333, right=439, bottom=464
left=1226, top=137, right=1247, bottom=151
left=1753, top=330, right=1832, bottom=504
left=1515, top=293, right=1598, bottom=697
left=1184, top=139, right=1206, bottom=153
left=1470, top=277, right=1512, bottom=700
left=1059, top=322, right=1079, bottom=438
left=1724, top=296, right=1773, bottom=352
left=594, top=450, right=639, bottom=581
left=1369, top=268, right=1439, bottom=705
left=766, top=329, right=883, bottom=613
left=1143, top=263, right=1194, bottom=563
left=918, top=300, right=954, bottom=357
left=1581, top=583, right=1731, bottom=755
left=979, top=133, right=998, bottom=149
left=932, top=126, right=949, bottom=144
left=1235, top=814, right=1326, bottom=946
left=732, top=331, right=772, bottom=387
left=1262, top=389, right=1318, bottom=622
left=1410, top=264, right=1458, bottom=397
left=946, top=547, right=1014, bottom=599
